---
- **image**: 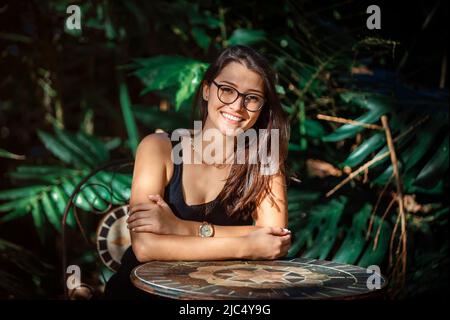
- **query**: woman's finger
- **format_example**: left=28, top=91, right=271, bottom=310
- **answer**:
left=148, top=194, right=170, bottom=208
left=265, top=227, right=291, bottom=236
left=127, top=218, right=154, bottom=230
left=280, top=234, right=292, bottom=245
left=129, top=203, right=149, bottom=215
left=129, top=202, right=158, bottom=215
left=127, top=210, right=153, bottom=223
left=131, top=226, right=155, bottom=233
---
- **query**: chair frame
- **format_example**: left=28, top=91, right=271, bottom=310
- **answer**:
left=61, top=159, right=134, bottom=299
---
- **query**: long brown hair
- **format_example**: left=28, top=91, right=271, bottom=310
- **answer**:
left=192, top=45, right=290, bottom=220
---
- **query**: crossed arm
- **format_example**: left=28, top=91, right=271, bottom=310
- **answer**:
left=129, top=134, right=290, bottom=262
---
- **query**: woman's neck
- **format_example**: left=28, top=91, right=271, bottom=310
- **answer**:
left=191, top=119, right=235, bottom=166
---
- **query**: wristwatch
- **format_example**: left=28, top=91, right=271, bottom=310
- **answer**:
left=198, top=221, right=214, bottom=237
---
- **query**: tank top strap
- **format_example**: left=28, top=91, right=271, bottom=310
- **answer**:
left=168, top=135, right=183, bottom=190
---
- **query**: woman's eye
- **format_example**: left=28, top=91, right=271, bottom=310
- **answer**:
left=247, top=95, right=260, bottom=102
left=221, top=86, right=234, bottom=93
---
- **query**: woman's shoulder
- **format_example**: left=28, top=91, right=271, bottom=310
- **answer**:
left=136, top=131, right=173, bottom=160
left=135, top=132, right=175, bottom=184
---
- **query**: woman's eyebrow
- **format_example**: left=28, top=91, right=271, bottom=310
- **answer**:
left=219, top=80, right=264, bottom=95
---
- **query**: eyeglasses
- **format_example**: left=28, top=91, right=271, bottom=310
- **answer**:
left=211, top=80, right=265, bottom=112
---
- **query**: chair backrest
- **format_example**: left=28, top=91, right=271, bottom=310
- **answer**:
left=96, top=205, right=131, bottom=272
left=61, top=159, right=134, bottom=299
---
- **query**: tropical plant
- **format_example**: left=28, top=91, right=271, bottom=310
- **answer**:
left=0, top=127, right=126, bottom=239
left=0, top=238, right=53, bottom=299
left=0, top=0, right=447, bottom=299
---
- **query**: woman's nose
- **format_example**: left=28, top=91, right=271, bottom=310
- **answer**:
left=228, top=95, right=245, bottom=111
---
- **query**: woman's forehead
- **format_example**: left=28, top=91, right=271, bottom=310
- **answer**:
left=217, top=61, right=264, bottom=92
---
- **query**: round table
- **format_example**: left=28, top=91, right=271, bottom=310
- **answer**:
left=130, top=258, right=387, bottom=300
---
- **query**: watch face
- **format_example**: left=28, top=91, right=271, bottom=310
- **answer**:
left=200, top=224, right=213, bottom=237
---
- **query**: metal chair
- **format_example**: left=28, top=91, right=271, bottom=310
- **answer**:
left=61, top=159, right=134, bottom=299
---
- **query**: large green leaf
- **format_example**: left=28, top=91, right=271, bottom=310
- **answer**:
left=60, top=177, right=92, bottom=212
left=104, top=137, right=122, bottom=151
left=0, top=127, right=124, bottom=235
left=31, top=199, right=46, bottom=242
left=174, top=64, right=205, bottom=111
left=301, top=196, right=347, bottom=260
left=304, top=119, right=326, bottom=139
left=0, top=197, right=33, bottom=213
left=96, top=172, right=131, bottom=203
left=91, top=174, right=126, bottom=206
left=132, top=56, right=208, bottom=110
left=37, top=130, right=84, bottom=167
left=0, top=185, right=47, bottom=201
left=77, top=181, right=109, bottom=212
left=53, top=126, right=98, bottom=167
left=323, top=92, right=391, bottom=142
left=0, top=205, right=31, bottom=223
left=119, top=81, right=139, bottom=155
left=288, top=196, right=347, bottom=259
left=358, top=213, right=391, bottom=267
left=191, top=27, right=211, bottom=50
left=75, top=131, right=110, bottom=163
left=40, top=192, right=61, bottom=232
left=287, top=193, right=390, bottom=267
left=50, top=186, right=75, bottom=228
left=15, top=165, right=78, bottom=176
left=340, top=92, right=394, bottom=111
left=8, top=166, right=82, bottom=185
left=322, top=108, right=387, bottom=142
left=414, top=135, right=449, bottom=188
left=333, top=203, right=374, bottom=265
left=402, top=123, right=438, bottom=173
left=342, top=132, right=386, bottom=168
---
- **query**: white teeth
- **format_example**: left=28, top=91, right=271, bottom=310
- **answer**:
left=221, top=112, right=242, bottom=122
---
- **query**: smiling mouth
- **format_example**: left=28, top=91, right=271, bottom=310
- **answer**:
left=220, top=111, right=244, bottom=123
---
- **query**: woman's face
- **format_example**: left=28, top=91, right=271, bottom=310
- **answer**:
left=203, top=61, right=264, bottom=136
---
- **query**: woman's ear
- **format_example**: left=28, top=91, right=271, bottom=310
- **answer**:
left=202, top=82, right=210, bottom=101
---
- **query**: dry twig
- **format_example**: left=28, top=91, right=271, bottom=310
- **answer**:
left=317, top=114, right=383, bottom=130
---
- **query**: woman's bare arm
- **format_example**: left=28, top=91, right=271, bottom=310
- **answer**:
left=133, top=232, right=249, bottom=261
left=175, top=172, right=289, bottom=237
left=175, top=221, right=260, bottom=237
left=130, top=133, right=251, bottom=262
left=130, top=133, right=290, bottom=262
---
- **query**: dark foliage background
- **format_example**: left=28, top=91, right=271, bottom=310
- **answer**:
left=0, top=0, right=448, bottom=299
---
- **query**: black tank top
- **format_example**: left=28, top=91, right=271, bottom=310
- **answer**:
left=163, top=138, right=253, bottom=226
left=104, top=134, right=253, bottom=299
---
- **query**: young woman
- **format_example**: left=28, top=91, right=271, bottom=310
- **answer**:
left=104, top=45, right=291, bottom=299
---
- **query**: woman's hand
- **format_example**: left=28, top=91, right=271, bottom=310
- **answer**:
left=126, top=194, right=182, bottom=235
left=244, top=227, right=292, bottom=260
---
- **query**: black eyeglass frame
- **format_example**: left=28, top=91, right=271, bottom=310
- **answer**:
left=211, top=80, right=265, bottom=112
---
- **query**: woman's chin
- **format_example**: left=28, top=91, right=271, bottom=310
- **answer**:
left=218, top=118, right=246, bottom=136
left=217, top=124, right=242, bottom=137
